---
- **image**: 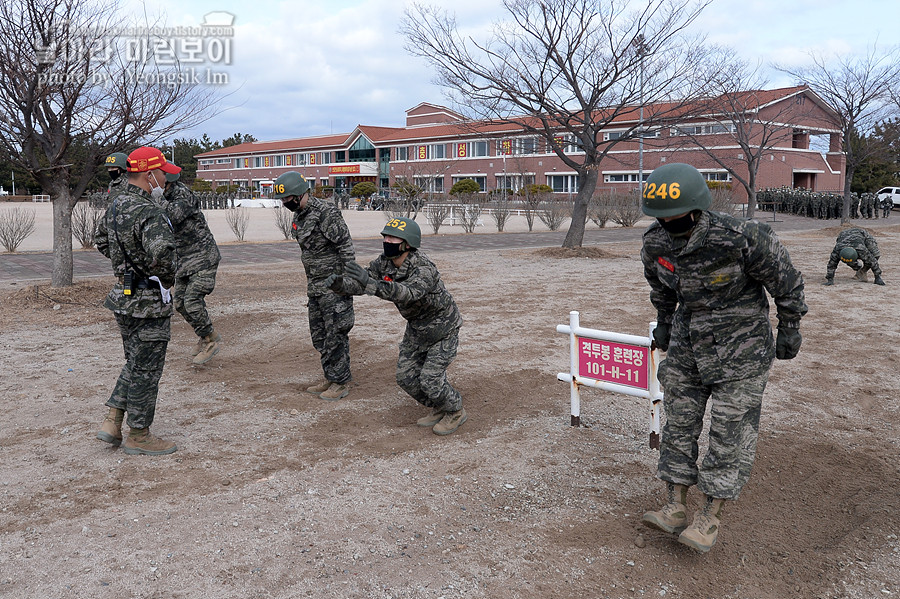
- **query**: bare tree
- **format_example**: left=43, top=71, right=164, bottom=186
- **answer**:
left=609, top=190, right=643, bottom=227
left=0, top=0, right=217, bottom=286
left=225, top=207, right=250, bottom=241
left=403, top=0, right=716, bottom=247
left=457, top=193, right=486, bottom=233
left=489, top=190, right=514, bottom=232
left=425, top=200, right=451, bottom=234
left=778, top=45, right=900, bottom=222
left=537, top=197, right=571, bottom=231
left=71, top=201, right=103, bottom=248
left=273, top=206, right=294, bottom=240
left=0, top=207, right=36, bottom=252
left=666, top=56, right=823, bottom=219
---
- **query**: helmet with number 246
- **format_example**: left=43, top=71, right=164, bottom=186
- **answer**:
left=641, top=163, right=711, bottom=218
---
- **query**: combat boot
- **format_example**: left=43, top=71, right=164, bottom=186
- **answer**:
left=193, top=330, right=221, bottom=365
left=190, top=337, right=205, bottom=357
left=433, top=408, right=467, bottom=436
left=319, top=382, right=349, bottom=401
left=416, top=408, right=445, bottom=427
left=642, top=483, right=689, bottom=534
left=96, top=407, right=125, bottom=446
left=122, top=428, right=177, bottom=456
left=678, top=495, right=726, bottom=553
left=306, top=380, right=332, bottom=394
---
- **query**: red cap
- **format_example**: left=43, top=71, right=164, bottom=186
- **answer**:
left=126, top=146, right=182, bottom=174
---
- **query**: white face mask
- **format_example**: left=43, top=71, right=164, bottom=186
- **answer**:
left=148, top=171, right=165, bottom=200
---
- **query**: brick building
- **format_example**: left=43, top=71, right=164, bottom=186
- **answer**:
left=194, top=85, right=844, bottom=203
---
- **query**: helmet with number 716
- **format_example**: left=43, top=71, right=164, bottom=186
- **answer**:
left=641, top=163, right=711, bottom=217
left=380, top=217, right=421, bottom=249
left=272, top=171, right=310, bottom=198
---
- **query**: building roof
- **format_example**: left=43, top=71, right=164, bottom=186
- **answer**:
left=195, top=86, right=832, bottom=158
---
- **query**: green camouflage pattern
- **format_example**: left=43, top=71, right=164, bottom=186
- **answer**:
left=343, top=251, right=463, bottom=344
left=826, top=227, right=883, bottom=279
left=105, top=314, right=170, bottom=430
left=641, top=210, right=807, bottom=384
left=107, top=173, right=128, bottom=195
left=160, top=180, right=221, bottom=276
left=340, top=250, right=462, bottom=410
left=173, top=266, right=218, bottom=338
left=95, top=183, right=177, bottom=319
left=657, top=363, right=768, bottom=500
left=291, top=197, right=355, bottom=296
left=308, top=293, right=354, bottom=384
left=397, top=328, right=462, bottom=412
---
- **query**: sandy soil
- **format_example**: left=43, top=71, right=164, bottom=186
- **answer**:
left=1, top=220, right=899, bottom=599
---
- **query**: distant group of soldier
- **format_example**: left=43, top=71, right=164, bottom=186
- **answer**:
left=757, top=187, right=892, bottom=219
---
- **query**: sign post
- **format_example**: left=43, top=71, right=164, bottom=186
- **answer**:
left=556, top=311, right=664, bottom=449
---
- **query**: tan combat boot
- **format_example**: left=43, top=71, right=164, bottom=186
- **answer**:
left=306, top=380, right=333, bottom=394
left=416, top=409, right=445, bottom=427
left=96, top=407, right=125, bottom=446
left=678, top=495, right=726, bottom=553
left=123, top=428, right=178, bottom=456
left=193, top=330, right=221, bottom=365
left=433, top=408, right=467, bottom=436
left=642, top=483, right=689, bottom=534
left=190, top=337, right=205, bottom=357
left=319, top=382, right=349, bottom=401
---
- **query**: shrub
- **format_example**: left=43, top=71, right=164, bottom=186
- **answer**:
left=449, top=178, right=480, bottom=196
left=72, top=202, right=104, bottom=249
left=225, top=207, right=250, bottom=241
left=0, top=207, right=36, bottom=252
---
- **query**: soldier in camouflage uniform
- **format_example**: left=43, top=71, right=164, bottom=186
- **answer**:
left=330, top=217, right=466, bottom=435
left=273, top=171, right=355, bottom=401
left=881, top=195, right=892, bottom=218
left=824, top=227, right=885, bottom=285
left=105, top=152, right=129, bottom=197
left=160, top=169, right=223, bottom=364
left=94, top=146, right=180, bottom=456
left=639, top=164, right=807, bottom=553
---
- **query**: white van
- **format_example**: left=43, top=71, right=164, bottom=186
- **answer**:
left=876, top=186, right=900, bottom=209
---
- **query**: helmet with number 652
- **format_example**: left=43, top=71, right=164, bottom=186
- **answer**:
left=380, top=217, right=421, bottom=249
left=641, top=163, right=711, bottom=217
left=272, top=171, right=310, bottom=199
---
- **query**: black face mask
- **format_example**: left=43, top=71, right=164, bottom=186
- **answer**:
left=282, top=198, right=300, bottom=212
left=657, top=212, right=696, bottom=237
left=108, top=169, right=122, bottom=181
left=382, top=241, right=405, bottom=258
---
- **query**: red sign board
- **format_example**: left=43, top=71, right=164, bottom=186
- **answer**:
left=577, top=337, right=649, bottom=390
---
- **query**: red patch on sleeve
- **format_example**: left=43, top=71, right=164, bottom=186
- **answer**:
left=291, top=222, right=297, bottom=230
left=658, top=257, right=675, bottom=272
left=383, top=276, right=393, bottom=282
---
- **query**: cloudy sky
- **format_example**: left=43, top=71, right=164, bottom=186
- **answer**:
left=121, top=0, right=899, bottom=144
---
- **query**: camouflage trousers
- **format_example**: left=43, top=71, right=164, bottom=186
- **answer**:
left=396, top=327, right=462, bottom=413
left=657, top=353, right=769, bottom=500
left=308, top=293, right=354, bottom=384
left=106, top=314, right=171, bottom=430
left=173, top=266, right=217, bottom=338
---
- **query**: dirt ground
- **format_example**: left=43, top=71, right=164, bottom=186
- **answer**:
left=1, top=220, right=899, bottom=599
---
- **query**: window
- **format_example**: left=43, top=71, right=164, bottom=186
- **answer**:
left=554, top=134, right=580, bottom=154
left=671, top=123, right=736, bottom=136
left=702, top=171, right=731, bottom=182
left=275, top=155, right=283, bottom=167
left=603, top=172, right=649, bottom=183
left=603, top=131, right=624, bottom=141
left=430, top=143, right=445, bottom=159
left=452, top=175, right=486, bottom=191
left=349, top=137, right=376, bottom=162
left=413, top=176, right=445, bottom=193
left=515, top=137, right=538, bottom=155
left=234, top=158, right=242, bottom=168
left=254, top=157, right=262, bottom=168
left=548, top=174, right=578, bottom=193
left=396, top=146, right=409, bottom=161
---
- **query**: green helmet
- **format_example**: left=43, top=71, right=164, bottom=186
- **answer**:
left=641, top=163, right=711, bottom=217
left=105, top=152, right=129, bottom=170
left=381, top=217, right=421, bottom=249
left=840, top=247, right=858, bottom=263
left=273, top=171, right=310, bottom=199
left=165, top=169, right=181, bottom=183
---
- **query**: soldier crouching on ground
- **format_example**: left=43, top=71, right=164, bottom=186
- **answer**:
left=94, top=146, right=180, bottom=455
left=327, top=217, right=467, bottom=436
left=273, top=171, right=356, bottom=401
left=639, top=163, right=807, bottom=553
left=160, top=168, right=223, bottom=364
left=824, top=227, right=885, bottom=286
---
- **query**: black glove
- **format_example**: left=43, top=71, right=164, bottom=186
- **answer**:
left=323, top=273, right=341, bottom=290
left=823, top=278, right=833, bottom=286
left=874, top=275, right=885, bottom=286
left=652, top=323, right=671, bottom=352
left=344, top=261, right=370, bottom=286
left=775, top=326, right=802, bottom=360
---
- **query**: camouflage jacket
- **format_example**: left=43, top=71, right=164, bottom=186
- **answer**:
left=341, top=250, right=462, bottom=344
left=291, top=197, right=355, bottom=296
left=160, top=180, right=220, bottom=276
left=641, top=210, right=807, bottom=384
left=95, top=183, right=177, bottom=318
left=107, top=174, right=128, bottom=196
left=826, top=228, right=881, bottom=279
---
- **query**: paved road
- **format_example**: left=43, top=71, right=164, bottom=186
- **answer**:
left=1, top=212, right=892, bottom=283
